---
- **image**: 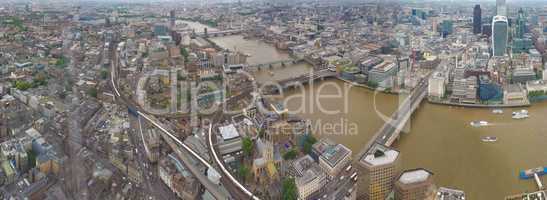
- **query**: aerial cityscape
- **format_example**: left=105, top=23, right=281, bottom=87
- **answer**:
left=1, top=0, right=547, bottom=199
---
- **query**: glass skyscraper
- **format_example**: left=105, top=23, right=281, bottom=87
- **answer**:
left=492, top=16, right=508, bottom=57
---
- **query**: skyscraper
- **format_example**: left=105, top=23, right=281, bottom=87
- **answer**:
left=516, top=8, right=526, bottom=39
left=497, top=0, right=507, bottom=16
left=492, top=16, right=509, bottom=57
left=473, top=5, right=482, bottom=34
left=169, top=10, right=176, bottom=28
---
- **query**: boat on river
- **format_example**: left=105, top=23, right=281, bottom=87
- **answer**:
left=470, top=121, right=489, bottom=127
left=492, top=109, right=503, bottom=114
left=512, top=110, right=529, bottom=119
left=481, top=136, right=497, bottom=142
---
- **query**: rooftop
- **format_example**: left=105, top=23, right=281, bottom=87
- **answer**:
left=218, top=124, right=240, bottom=141
left=360, top=143, right=399, bottom=167
left=436, top=187, right=466, bottom=200
left=398, top=168, right=433, bottom=184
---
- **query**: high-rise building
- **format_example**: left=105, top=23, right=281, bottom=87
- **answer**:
left=492, top=16, right=508, bottom=57
left=515, top=8, right=526, bottom=39
left=357, top=143, right=401, bottom=200
left=482, top=23, right=492, bottom=37
left=441, top=20, right=453, bottom=38
left=169, top=10, right=176, bottom=28
left=394, top=169, right=436, bottom=200
left=496, top=0, right=506, bottom=16
left=473, top=5, right=482, bottom=34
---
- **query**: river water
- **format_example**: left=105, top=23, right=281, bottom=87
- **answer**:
left=210, top=34, right=547, bottom=200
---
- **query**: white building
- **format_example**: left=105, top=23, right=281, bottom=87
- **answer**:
left=428, top=72, right=446, bottom=99
left=291, top=155, right=327, bottom=200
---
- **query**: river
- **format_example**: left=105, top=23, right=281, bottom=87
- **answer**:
left=210, top=33, right=547, bottom=200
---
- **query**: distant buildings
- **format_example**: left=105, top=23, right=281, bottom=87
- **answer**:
left=153, top=24, right=169, bottom=36
left=356, top=143, right=401, bottom=200
left=496, top=0, right=507, bottom=16
left=473, top=5, right=482, bottom=34
left=492, top=16, right=508, bottom=57
left=394, top=169, right=436, bottom=200
left=209, top=51, right=247, bottom=67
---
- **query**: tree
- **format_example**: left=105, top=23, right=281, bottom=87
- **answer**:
left=367, top=80, right=379, bottom=88
left=242, top=137, right=253, bottom=157
left=27, top=150, right=37, bottom=168
left=87, top=87, right=98, bottom=98
left=14, top=81, right=32, bottom=91
left=302, top=135, right=317, bottom=154
left=283, top=148, right=297, bottom=160
left=100, top=70, right=109, bottom=79
left=180, top=47, right=189, bottom=62
left=281, top=178, right=298, bottom=200
left=238, top=165, right=251, bottom=182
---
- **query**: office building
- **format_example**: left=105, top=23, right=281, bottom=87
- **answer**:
left=512, top=67, right=536, bottom=83
left=512, top=38, right=533, bottom=53
left=357, top=143, right=401, bottom=200
left=497, top=0, right=506, bottom=16
left=368, top=62, right=397, bottom=84
left=428, top=72, right=447, bottom=99
left=169, top=10, right=176, bottom=28
left=289, top=155, right=327, bottom=200
left=473, top=5, right=482, bottom=34
left=312, top=138, right=352, bottom=179
left=441, top=20, right=453, bottom=37
left=515, top=8, right=526, bottom=39
left=492, top=16, right=508, bottom=57
left=394, top=169, right=436, bottom=200
left=153, top=24, right=169, bottom=36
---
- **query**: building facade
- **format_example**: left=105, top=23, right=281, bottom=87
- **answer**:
left=394, top=169, right=436, bottom=200
left=473, top=5, right=482, bottom=34
left=357, top=143, right=401, bottom=200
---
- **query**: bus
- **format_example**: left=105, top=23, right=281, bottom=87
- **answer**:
left=345, top=165, right=352, bottom=172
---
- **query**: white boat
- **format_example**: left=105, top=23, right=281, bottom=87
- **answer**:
left=481, top=136, right=498, bottom=142
left=492, top=109, right=503, bottom=114
left=470, top=121, right=489, bottom=127
left=512, top=110, right=529, bottom=119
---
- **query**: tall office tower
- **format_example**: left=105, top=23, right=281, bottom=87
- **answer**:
left=394, top=169, right=436, bottom=200
left=516, top=8, right=526, bottom=39
left=492, top=16, right=509, bottom=57
left=497, top=0, right=506, bottom=16
left=169, top=10, right=176, bottom=28
left=473, top=5, right=482, bottom=34
left=357, top=143, right=401, bottom=200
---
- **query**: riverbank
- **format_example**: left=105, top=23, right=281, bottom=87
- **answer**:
left=427, top=98, right=530, bottom=108
left=337, top=77, right=401, bottom=95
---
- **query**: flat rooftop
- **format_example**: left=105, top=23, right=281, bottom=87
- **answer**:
left=398, top=169, right=432, bottom=184
left=360, top=143, right=399, bottom=167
